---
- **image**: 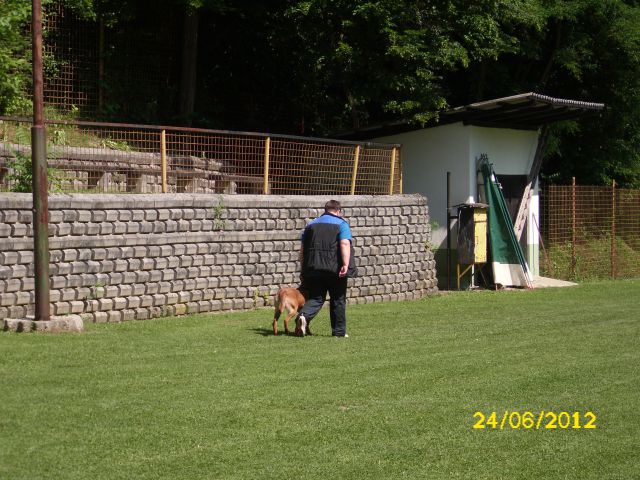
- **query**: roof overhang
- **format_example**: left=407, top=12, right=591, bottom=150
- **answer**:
left=334, top=92, right=605, bottom=140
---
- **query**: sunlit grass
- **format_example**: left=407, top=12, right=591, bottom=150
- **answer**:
left=1, top=279, right=638, bottom=479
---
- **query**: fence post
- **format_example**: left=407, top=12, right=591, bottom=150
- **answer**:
left=399, top=152, right=403, bottom=194
left=32, top=0, right=50, bottom=321
left=263, top=137, right=271, bottom=194
left=160, top=130, right=167, bottom=193
left=571, top=177, right=576, bottom=279
left=350, top=145, right=361, bottom=195
left=611, top=179, right=617, bottom=278
left=388, top=147, right=397, bottom=195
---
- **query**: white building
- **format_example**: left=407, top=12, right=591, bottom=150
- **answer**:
left=339, top=93, right=604, bottom=287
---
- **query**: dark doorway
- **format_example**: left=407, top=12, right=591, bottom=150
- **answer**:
left=496, top=174, right=527, bottom=223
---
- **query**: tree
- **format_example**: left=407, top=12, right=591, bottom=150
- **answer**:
left=3, top=0, right=639, bottom=186
left=0, top=0, right=32, bottom=114
left=443, top=0, right=640, bottom=187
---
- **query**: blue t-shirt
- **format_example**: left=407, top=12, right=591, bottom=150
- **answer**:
left=301, top=213, right=352, bottom=242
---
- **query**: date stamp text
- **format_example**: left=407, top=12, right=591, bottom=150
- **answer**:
left=473, top=411, right=597, bottom=430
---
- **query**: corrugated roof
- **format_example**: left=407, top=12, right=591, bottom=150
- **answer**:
left=334, top=92, right=605, bottom=140
left=444, top=92, right=605, bottom=128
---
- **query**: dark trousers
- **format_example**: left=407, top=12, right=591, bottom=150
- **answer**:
left=299, top=273, right=347, bottom=336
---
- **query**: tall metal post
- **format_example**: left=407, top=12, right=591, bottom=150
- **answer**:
left=32, top=0, right=50, bottom=321
left=611, top=180, right=617, bottom=279
left=160, top=130, right=167, bottom=193
left=571, top=177, right=576, bottom=279
left=446, top=171, right=451, bottom=291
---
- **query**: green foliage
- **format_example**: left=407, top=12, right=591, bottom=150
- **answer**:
left=0, top=0, right=32, bottom=114
left=3, top=0, right=640, bottom=185
left=445, top=0, right=640, bottom=187
left=5, top=149, right=65, bottom=193
left=212, top=195, right=226, bottom=230
left=5, top=151, right=34, bottom=193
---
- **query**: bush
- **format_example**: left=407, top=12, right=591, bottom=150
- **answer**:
left=6, top=150, right=64, bottom=193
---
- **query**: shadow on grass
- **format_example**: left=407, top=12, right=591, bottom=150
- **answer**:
left=249, top=326, right=309, bottom=338
left=249, top=326, right=272, bottom=336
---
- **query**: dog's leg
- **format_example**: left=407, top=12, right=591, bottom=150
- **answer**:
left=273, top=307, right=282, bottom=335
left=283, top=309, right=297, bottom=334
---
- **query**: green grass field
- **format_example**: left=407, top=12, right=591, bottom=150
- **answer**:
left=1, top=279, right=639, bottom=479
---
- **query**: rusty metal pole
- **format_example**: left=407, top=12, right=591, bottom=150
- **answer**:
left=32, top=0, right=50, bottom=321
left=160, top=130, right=167, bottom=193
left=571, top=177, right=576, bottom=279
left=611, top=180, right=617, bottom=279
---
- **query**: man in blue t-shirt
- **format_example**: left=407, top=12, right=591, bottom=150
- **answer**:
left=296, top=199, right=356, bottom=337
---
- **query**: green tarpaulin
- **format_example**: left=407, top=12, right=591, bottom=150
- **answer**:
left=481, top=160, right=532, bottom=288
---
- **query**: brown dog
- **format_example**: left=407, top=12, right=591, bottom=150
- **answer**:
left=272, top=287, right=306, bottom=336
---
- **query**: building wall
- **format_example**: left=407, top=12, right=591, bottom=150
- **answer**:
left=0, top=194, right=437, bottom=323
left=469, top=126, right=538, bottom=175
left=377, top=123, right=471, bottom=248
left=375, top=123, right=541, bottom=282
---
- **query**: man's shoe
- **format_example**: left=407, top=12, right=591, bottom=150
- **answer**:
left=296, top=315, right=307, bottom=337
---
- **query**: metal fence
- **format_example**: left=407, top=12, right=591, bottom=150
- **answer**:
left=42, top=1, right=181, bottom=119
left=540, top=180, right=640, bottom=280
left=43, top=1, right=102, bottom=115
left=0, top=117, right=401, bottom=196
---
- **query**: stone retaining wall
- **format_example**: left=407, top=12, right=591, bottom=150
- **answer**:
left=0, top=194, right=437, bottom=323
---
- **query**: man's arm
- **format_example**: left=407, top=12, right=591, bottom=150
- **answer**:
left=339, top=239, right=350, bottom=277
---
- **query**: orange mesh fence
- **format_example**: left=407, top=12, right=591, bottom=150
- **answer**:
left=540, top=182, right=640, bottom=280
left=0, top=117, right=401, bottom=196
left=42, top=2, right=180, bottom=118
left=43, top=2, right=101, bottom=115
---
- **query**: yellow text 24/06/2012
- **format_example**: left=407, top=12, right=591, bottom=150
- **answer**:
left=472, top=411, right=597, bottom=430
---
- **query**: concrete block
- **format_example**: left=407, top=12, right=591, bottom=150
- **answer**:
left=149, top=270, right=162, bottom=282
left=162, top=270, right=176, bottom=281
left=152, top=294, right=165, bottom=306
left=186, top=302, right=199, bottom=314
left=17, top=210, right=33, bottom=223
left=222, top=299, right=233, bottom=310
left=0, top=251, right=19, bottom=264
left=169, top=208, right=183, bottom=220
left=0, top=210, right=19, bottom=223
left=156, top=209, right=170, bottom=221
left=11, top=224, right=30, bottom=236
left=131, top=210, right=145, bottom=221
left=137, top=221, right=152, bottom=234
left=126, top=222, right=141, bottom=234
left=131, top=283, right=146, bottom=296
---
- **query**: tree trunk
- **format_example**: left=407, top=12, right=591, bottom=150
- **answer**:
left=178, top=11, right=199, bottom=126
